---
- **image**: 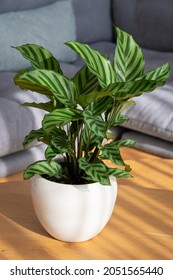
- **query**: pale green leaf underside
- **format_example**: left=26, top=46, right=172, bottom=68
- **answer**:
left=21, top=101, right=54, bottom=112
left=16, top=69, right=78, bottom=106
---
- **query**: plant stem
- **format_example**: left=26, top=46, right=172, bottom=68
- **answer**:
left=89, top=146, right=99, bottom=163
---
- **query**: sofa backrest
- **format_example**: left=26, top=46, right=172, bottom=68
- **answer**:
left=0, top=0, right=113, bottom=44
left=0, top=0, right=77, bottom=71
left=0, top=0, right=57, bottom=13
left=112, top=0, right=173, bottom=52
left=73, top=0, right=113, bottom=43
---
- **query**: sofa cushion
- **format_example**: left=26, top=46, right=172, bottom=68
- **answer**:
left=121, top=82, right=173, bottom=143
left=122, top=131, right=173, bottom=159
left=0, top=145, right=46, bottom=177
left=112, top=0, right=173, bottom=51
left=0, top=72, right=48, bottom=157
left=0, top=0, right=57, bottom=13
left=73, top=0, right=112, bottom=43
left=0, top=0, right=76, bottom=71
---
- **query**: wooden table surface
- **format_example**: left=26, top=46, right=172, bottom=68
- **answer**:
left=0, top=148, right=173, bottom=260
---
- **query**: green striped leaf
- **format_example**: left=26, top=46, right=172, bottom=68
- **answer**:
left=73, top=65, right=99, bottom=95
left=24, top=160, right=63, bottom=180
left=114, top=27, right=144, bottom=81
left=83, top=110, right=107, bottom=138
left=23, top=128, right=45, bottom=148
left=111, top=114, right=129, bottom=126
left=13, top=44, right=62, bottom=73
left=116, top=138, right=136, bottom=147
left=45, top=146, right=57, bottom=162
left=51, top=136, right=73, bottom=154
left=108, top=168, right=133, bottom=178
left=78, top=157, right=110, bottom=185
left=43, top=108, right=83, bottom=134
left=81, top=127, right=101, bottom=152
left=16, top=69, right=78, bottom=106
left=66, top=41, right=116, bottom=87
left=99, top=142, right=127, bottom=166
left=137, top=63, right=170, bottom=82
left=21, top=101, right=54, bottom=112
left=14, top=72, right=52, bottom=97
left=87, top=96, right=113, bottom=116
left=102, top=79, right=165, bottom=100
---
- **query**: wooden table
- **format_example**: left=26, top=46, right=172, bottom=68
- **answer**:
left=0, top=148, right=173, bottom=260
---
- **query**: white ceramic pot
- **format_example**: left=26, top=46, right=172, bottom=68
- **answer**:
left=31, top=175, right=118, bottom=242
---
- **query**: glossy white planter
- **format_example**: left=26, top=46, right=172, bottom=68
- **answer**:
left=31, top=175, right=118, bottom=242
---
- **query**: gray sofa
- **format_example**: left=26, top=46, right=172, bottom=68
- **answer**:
left=0, top=0, right=173, bottom=177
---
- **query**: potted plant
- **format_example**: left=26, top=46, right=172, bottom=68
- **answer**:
left=13, top=27, right=170, bottom=242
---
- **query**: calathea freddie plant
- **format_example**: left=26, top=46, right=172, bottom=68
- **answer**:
left=13, top=27, right=170, bottom=185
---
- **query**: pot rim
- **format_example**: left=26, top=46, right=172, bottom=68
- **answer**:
left=32, top=174, right=117, bottom=188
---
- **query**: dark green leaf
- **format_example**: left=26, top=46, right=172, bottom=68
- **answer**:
left=21, top=101, right=54, bottom=112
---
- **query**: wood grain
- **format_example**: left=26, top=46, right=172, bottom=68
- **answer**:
left=0, top=147, right=173, bottom=260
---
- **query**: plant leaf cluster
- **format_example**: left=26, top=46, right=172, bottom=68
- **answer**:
left=13, top=27, right=170, bottom=185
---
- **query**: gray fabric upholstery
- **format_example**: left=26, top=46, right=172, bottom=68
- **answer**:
left=0, top=1, right=76, bottom=71
left=0, top=0, right=57, bottom=13
left=0, top=145, right=46, bottom=177
left=121, top=47, right=173, bottom=143
left=112, top=0, right=173, bottom=51
left=121, top=82, right=173, bottom=143
left=122, top=131, right=173, bottom=159
left=0, top=72, right=48, bottom=157
left=73, top=0, right=113, bottom=43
